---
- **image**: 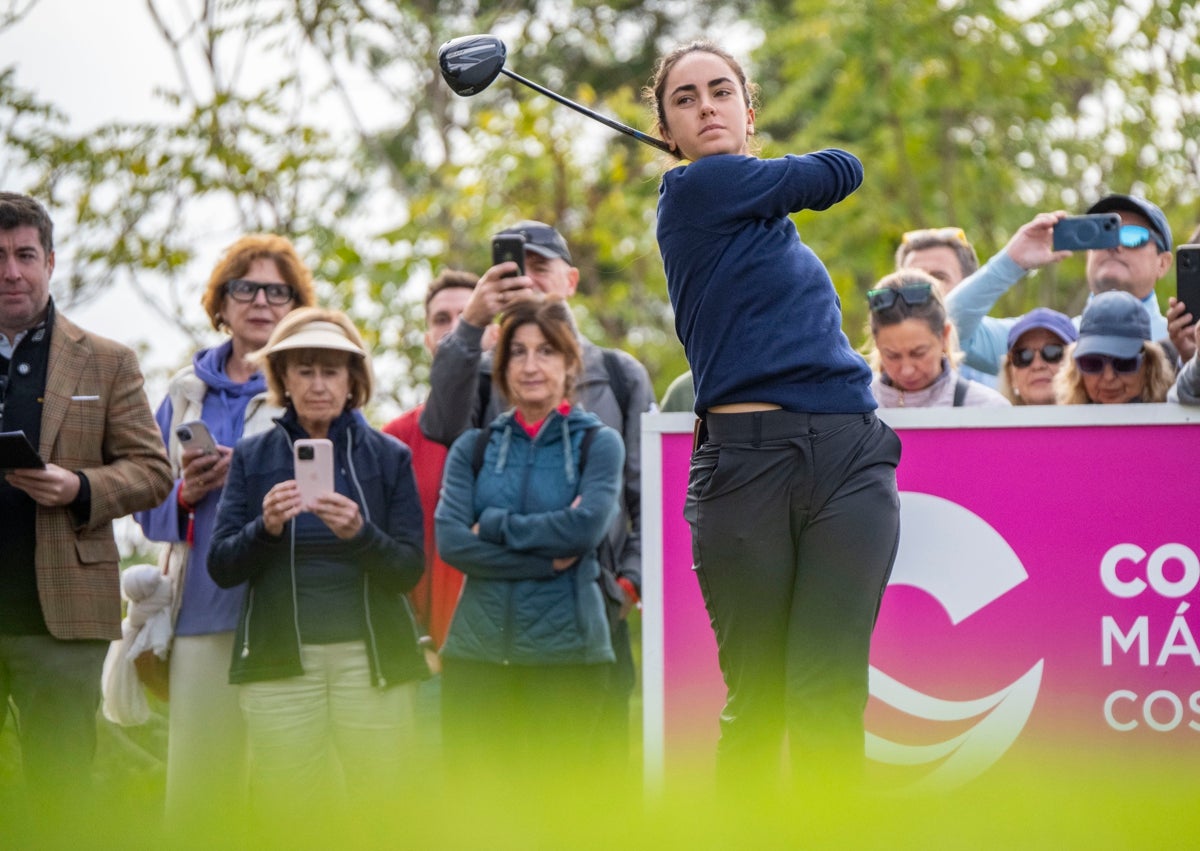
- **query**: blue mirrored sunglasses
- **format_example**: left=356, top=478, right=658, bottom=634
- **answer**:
left=1118, top=225, right=1166, bottom=252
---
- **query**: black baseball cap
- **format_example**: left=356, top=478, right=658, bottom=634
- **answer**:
left=496, top=220, right=572, bottom=263
left=1087, top=194, right=1172, bottom=252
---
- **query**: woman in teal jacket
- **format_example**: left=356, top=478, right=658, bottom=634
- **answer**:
left=435, top=296, right=623, bottom=781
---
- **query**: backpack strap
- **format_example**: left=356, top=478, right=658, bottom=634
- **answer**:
left=953, top=376, right=970, bottom=407
left=576, top=425, right=599, bottom=477
left=470, top=428, right=488, bottom=476
left=601, top=348, right=631, bottom=420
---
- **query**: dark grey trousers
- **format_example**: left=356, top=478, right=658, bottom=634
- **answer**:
left=686, top=409, right=901, bottom=787
left=0, top=634, right=108, bottom=804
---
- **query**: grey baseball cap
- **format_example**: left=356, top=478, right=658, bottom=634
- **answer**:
left=1074, top=291, right=1151, bottom=359
left=496, top=220, right=572, bottom=263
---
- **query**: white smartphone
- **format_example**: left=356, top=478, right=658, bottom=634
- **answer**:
left=175, top=420, right=217, bottom=456
left=293, top=438, right=334, bottom=510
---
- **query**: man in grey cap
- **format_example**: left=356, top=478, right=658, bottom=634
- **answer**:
left=944, top=194, right=1179, bottom=378
left=419, top=220, right=655, bottom=763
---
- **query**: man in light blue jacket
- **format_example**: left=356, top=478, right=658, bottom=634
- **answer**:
left=946, top=194, right=1178, bottom=380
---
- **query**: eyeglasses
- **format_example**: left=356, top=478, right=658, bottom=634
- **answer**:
left=1117, top=225, right=1167, bottom=252
left=1011, top=344, right=1066, bottom=368
left=226, top=279, right=295, bottom=305
left=1075, top=353, right=1143, bottom=375
left=900, top=227, right=970, bottom=247
left=867, top=282, right=933, bottom=311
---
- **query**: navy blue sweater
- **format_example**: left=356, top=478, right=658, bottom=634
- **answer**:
left=656, top=151, right=875, bottom=414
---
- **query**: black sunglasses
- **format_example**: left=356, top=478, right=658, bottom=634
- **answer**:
left=867, top=282, right=933, bottom=312
left=226, top=279, right=295, bottom=305
left=1011, top=344, right=1066, bottom=368
left=1075, top=353, right=1143, bottom=375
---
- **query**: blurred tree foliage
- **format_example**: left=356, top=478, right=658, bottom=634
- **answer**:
left=752, top=0, right=1200, bottom=333
left=3, top=0, right=1200, bottom=407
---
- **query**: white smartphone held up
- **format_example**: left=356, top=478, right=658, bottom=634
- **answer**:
left=293, top=438, right=334, bottom=510
left=174, top=420, right=218, bottom=456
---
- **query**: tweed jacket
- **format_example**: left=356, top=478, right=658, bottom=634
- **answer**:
left=34, top=311, right=173, bottom=640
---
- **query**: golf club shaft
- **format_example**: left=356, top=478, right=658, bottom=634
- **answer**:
left=500, top=68, right=673, bottom=154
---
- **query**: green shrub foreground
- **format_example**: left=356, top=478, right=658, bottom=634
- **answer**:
left=3, top=738, right=1197, bottom=850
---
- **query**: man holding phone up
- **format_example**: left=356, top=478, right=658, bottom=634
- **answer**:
left=420, top=220, right=655, bottom=765
left=943, top=194, right=1182, bottom=377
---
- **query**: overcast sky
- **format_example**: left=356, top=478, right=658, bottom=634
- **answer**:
left=1, top=0, right=192, bottom=378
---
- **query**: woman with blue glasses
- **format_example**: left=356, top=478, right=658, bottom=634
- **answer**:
left=1056, top=291, right=1175, bottom=404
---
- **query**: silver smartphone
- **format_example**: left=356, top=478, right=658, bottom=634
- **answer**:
left=293, top=438, right=334, bottom=509
left=175, top=420, right=217, bottom=455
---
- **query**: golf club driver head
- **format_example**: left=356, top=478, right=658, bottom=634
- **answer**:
left=438, top=34, right=507, bottom=97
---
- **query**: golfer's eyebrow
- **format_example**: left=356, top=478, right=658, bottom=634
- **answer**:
left=670, top=76, right=735, bottom=99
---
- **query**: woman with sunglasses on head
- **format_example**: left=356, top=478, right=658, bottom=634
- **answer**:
left=868, top=270, right=1010, bottom=408
left=1056, top=290, right=1175, bottom=404
left=134, top=235, right=314, bottom=827
left=996, top=308, right=1077, bottom=405
left=645, top=42, right=901, bottom=792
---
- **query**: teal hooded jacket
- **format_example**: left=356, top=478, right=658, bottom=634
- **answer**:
left=435, top=406, right=622, bottom=666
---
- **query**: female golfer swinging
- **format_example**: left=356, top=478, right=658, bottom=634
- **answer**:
left=645, top=42, right=901, bottom=789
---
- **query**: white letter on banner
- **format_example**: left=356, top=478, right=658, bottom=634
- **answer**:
left=1190, top=691, right=1200, bottom=733
left=1147, top=544, right=1200, bottom=598
left=1143, top=690, right=1183, bottom=732
left=1156, top=603, right=1200, bottom=666
left=1101, top=544, right=1146, bottom=598
left=1104, top=690, right=1138, bottom=731
left=1103, top=615, right=1148, bottom=665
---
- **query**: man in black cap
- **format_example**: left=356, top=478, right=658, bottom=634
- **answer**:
left=943, top=194, right=1180, bottom=377
left=419, top=220, right=655, bottom=766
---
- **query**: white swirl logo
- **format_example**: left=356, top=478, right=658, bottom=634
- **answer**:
left=866, top=493, right=1043, bottom=791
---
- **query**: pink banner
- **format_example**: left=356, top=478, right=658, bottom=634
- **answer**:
left=642, top=409, right=1200, bottom=791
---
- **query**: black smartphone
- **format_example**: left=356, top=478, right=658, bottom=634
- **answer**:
left=492, top=233, right=526, bottom=278
left=1052, top=213, right=1121, bottom=252
left=1177, top=244, right=1200, bottom=328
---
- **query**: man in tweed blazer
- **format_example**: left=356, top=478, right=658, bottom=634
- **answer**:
left=0, top=192, right=172, bottom=805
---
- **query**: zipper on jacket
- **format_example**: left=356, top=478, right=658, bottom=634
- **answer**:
left=346, top=429, right=386, bottom=688
left=361, top=574, right=386, bottom=688
left=288, top=505, right=303, bottom=657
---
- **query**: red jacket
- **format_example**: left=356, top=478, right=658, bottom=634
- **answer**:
left=383, top=405, right=464, bottom=649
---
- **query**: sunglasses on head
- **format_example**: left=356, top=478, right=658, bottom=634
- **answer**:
left=901, top=227, right=969, bottom=248
left=867, top=282, right=933, bottom=312
left=1011, top=344, right=1065, bottom=368
left=1075, top=353, right=1143, bottom=375
left=1117, top=225, right=1167, bottom=252
left=226, top=279, right=296, bottom=305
